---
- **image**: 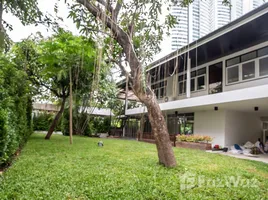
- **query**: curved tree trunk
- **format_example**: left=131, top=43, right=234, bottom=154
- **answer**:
left=76, top=0, right=177, bottom=167
left=139, top=93, right=177, bottom=167
left=45, top=97, right=66, bottom=140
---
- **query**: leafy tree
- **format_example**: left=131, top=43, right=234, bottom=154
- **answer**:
left=68, top=0, right=231, bottom=167
left=13, top=30, right=97, bottom=139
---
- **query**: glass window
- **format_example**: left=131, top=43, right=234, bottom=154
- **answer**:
left=191, top=71, right=196, bottom=78
left=241, top=51, right=257, bottom=62
left=160, top=88, right=165, bottom=98
left=191, top=79, right=195, bottom=91
left=242, top=61, right=255, bottom=80
left=197, top=76, right=205, bottom=90
left=226, top=57, right=240, bottom=67
left=258, top=47, right=268, bottom=57
left=197, top=68, right=206, bottom=75
left=259, top=57, right=268, bottom=76
left=227, top=66, right=239, bottom=83
left=178, top=74, right=186, bottom=81
left=179, top=81, right=186, bottom=94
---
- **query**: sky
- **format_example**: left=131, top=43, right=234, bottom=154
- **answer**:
left=6, top=0, right=264, bottom=61
left=6, top=0, right=171, bottom=60
left=6, top=0, right=80, bottom=41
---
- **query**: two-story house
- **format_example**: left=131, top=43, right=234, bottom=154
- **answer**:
left=125, top=3, right=268, bottom=147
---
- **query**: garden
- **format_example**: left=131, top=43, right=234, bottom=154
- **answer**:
left=0, top=133, right=268, bottom=199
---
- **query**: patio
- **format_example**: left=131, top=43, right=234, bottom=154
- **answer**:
left=206, top=150, right=268, bottom=164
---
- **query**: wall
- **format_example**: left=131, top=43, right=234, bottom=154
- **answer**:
left=224, top=110, right=262, bottom=147
left=224, top=77, right=268, bottom=92
left=194, top=110, right=226, bottom=147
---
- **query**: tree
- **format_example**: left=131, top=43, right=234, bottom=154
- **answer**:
left=68, top=0, right=231, bottom=167
left=13, top=30, right=97, bottom=139
left=0, top=0, right=43, bottom=50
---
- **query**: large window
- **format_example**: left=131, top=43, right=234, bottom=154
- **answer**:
left=259, top=57, right=268, bottom=76
left=191, top=67, right=207, bottom=91
left=227, top=66, right=239, bottom=83
left=197, top=76, right=205, bottom=90
left=242, top=61, right=255, bottom=80
left=226, top=47, right=268, bottom=85
left=151, top=80, right=167, bottom=99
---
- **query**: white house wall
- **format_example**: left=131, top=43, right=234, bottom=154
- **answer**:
left=224, top=110, right=262, bottom=147
left=194, top=110, right=226, bottom=147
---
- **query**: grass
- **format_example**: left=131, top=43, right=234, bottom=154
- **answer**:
left=0, top=133, right=268, bottom=200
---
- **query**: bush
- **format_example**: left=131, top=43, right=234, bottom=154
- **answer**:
left=61, top=108, right=111, bottom=136
left=0, top=58, right=33, bottom=166
left=176, top=134, right=213, bottom=143
left=33, top=112, right=61, bottom=131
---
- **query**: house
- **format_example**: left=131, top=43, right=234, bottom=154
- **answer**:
left=124, top=3, right=268, bottom=147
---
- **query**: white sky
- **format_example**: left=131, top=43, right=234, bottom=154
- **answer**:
left=5, top=0, right=266, bottom=56
left=6, top=0, right=171, bottom=60
left=6, top=0, right=79, bottom=42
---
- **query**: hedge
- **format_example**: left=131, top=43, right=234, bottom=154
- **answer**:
left=0, top=57, right=33, bottom=167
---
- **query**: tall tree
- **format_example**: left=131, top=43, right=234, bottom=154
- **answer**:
left=13, top=30, right=97, bottom=139
left=68, top=0, right=231, bottom=167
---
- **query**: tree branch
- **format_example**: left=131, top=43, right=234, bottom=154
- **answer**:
left=76, top=0, right=140, bottom=78
left=114, top=0, right=123, bottom=21
left=95, top=0, right=113, bottom=14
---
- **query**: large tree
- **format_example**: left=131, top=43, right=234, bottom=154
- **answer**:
left=67, top=0, right=231, bottom=167
left=13, top=30, right=98, bottom=139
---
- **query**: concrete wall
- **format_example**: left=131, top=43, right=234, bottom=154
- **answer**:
left=224, top=110, right=262, bottom=147
left=194, top=110, right=226, bottom=147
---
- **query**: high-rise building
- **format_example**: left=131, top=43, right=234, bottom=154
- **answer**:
left=170, top=0, right=266, bottom=51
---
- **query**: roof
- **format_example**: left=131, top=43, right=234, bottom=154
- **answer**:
left=33, top=103, right=59, bottom=112
left=148, top=2, right=268, bottom=70
left=33, top=103, right=114, bottom=117
left=80, top=107, right=114, bottom=116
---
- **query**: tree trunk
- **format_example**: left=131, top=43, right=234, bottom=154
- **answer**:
left=75, top=0, right=177, bottom=167
left=45, top=97, right=66, bottom=140
left=69, top=69, right=73, bottom=144
left=138, top=93, right=177, bottom=167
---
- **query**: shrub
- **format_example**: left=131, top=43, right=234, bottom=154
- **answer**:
left=176, top=134, right=213, bottom=143
left=0, top=58, right=33, bottom=166
left=61, top=108, right=111, bottom=136
left=33, top=112, right=61, bottom=131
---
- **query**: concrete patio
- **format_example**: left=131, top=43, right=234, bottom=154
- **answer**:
left=206, top=151, right=268, bottom=164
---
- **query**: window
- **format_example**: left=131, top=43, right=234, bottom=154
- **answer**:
left=259, top=57, right=268, bottom=76
left=226, top=57, right=240, bottom=67
left=258, top=47, right=268, bottom=57
left=151, top=80, right=167, bottom=99
left=179, top=81, right=186, bottom=94
left=197, top=68, right=206, bottom=75
left=197, top=76, right=205, bottom=90
left=191, top=79, right=195, bottom=91
left=227, top=66, right=239, bottom=83
left=242, top=61, right=255, bottom=80
left=241, top=51, right=257, bottom=62
left=190, top=67, right=207, bottom=91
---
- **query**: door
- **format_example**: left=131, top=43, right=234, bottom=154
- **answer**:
left=209, top=62, right=223, bottom=94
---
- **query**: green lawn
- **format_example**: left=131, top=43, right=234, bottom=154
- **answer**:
left=0, top=134, right=267, bottom=200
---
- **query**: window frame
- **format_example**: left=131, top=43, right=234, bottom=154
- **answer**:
left=259, top=54, right=268, bottom=77
left=241, top=60, right=256, bottom=81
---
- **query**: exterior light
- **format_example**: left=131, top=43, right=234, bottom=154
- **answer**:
left=254, top=107, right=259, bottom=111
left=214, top=106, right=218, bottom=111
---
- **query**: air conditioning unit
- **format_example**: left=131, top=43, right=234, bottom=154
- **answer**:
left=163, top=96, right=175, bottom=102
